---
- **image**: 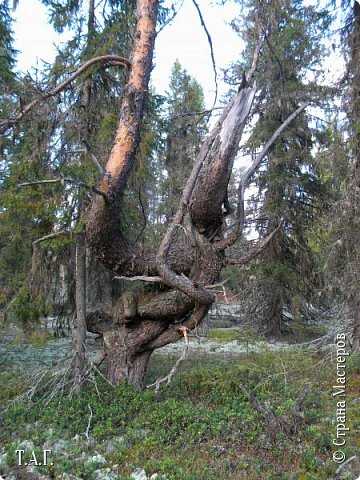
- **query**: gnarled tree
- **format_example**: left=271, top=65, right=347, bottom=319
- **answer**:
left=2, top=0, right=311, bottom=389
left=84, top=0, right=309, bottom=388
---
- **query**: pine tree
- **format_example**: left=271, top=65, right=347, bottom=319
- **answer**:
left=0, top=0, right=172, bottom=344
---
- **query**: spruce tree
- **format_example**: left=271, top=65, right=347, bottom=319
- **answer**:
left=329, top=1, right=360, bottom=350
left=229, top=0, right=331, bottom=336
left=162, top=60, right=207, bottom=219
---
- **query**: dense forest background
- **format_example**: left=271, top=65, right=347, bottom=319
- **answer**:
left=0, top=0, right=358, bottom=344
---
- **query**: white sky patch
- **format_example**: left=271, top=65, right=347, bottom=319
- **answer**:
left=152, top=0, right=243, bottom=105
left=13, top=0, right=67, bottom=73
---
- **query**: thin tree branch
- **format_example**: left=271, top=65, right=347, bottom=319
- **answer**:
left=170, top=106, right=223, bottom=119
left=18, top=179, right=61, bottom=187
left=0, top=55, right=131, bottom=134
left=33, top=231, right=70, bottom=246
left=82, top=140, right=105, bottom=175
left=134, top=187, right=147, bottom=244
left=147, top=326, right=189, bottom=393
left=114, top=275, right=163, bottom=283
left=226, top=222, right=282, bottom=266
left=83, top=404, right=93, bottom=441
left=191, top=0, right=218, bottom=108
left=243, top=102, right=310, bottom=184
left=18, top=176, right=108, bottom=202
left=156, top=0, right=185, bottom=35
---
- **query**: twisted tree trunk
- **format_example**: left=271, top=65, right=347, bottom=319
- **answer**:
left=85, top=0, right=307, bottom=389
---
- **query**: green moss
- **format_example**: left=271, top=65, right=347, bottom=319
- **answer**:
left=207, top=328, right=242, bottom=343
left=207, top=327, right=264, bottom=345
left=0, top=351, right=359, bottom=479
left=27, top=330, right=53, bottom=347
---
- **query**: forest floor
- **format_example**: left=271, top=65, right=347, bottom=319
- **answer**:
left=0, top=324, right=359, bottom=480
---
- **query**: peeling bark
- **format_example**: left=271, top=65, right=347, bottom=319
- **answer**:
left=86, top=0, right=159, bottom=274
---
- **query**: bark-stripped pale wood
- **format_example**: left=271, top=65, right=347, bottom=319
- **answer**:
left=215, top=102, right=309, bottom=251
left=189, top=86, right=256, bottom=236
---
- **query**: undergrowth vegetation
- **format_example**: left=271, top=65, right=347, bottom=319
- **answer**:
left=0, top=351, right=359, bottom=479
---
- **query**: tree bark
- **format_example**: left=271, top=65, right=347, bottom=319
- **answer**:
left=86, top=0, right=159, bottom=274
left=104, top=328, right=152, bottom=389
left=73, top=232, right=87, bottom=390
left=86, top=0, right=161, bottom=388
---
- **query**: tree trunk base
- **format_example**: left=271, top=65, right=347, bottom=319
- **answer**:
left=104, top=328, right=152, bottom=390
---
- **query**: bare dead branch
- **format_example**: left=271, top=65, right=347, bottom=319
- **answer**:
left=215, top=102, right=310, bottom=250
left=243, top=102, right=310, bottom=184
left=82, top=139, right=105, bottom=175
left=0, top=55, right=131, bottom=134
left=84, top=404, right=93, bottom=441
left=226, top=222, right=282, bottom=266
left=33, top=230, right=70, bottom=246
left=191, top=0, right=218, bottom=108
left=205, top=279, right=229, bottom=289
left=114, top=275, right=163, bottom=283
left=18, top=179, right=62, bottom=187
left=170, top=106, right=223, bottom=119
left=18, top=176, right=108, bottom=202
left=147, top=326, right=189, bottom=393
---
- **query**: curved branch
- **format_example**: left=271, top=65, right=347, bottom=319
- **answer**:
left=0, top=55, right=131, bottom=134
left=191, top=0, right=218, bottom=108
left=145, top=304, right=209, bottom=350
left=226, top=222, right=282, bottom=266
left=215, top=102, right=309, bottom=250
left=33, top=230, right=70, bottom=246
